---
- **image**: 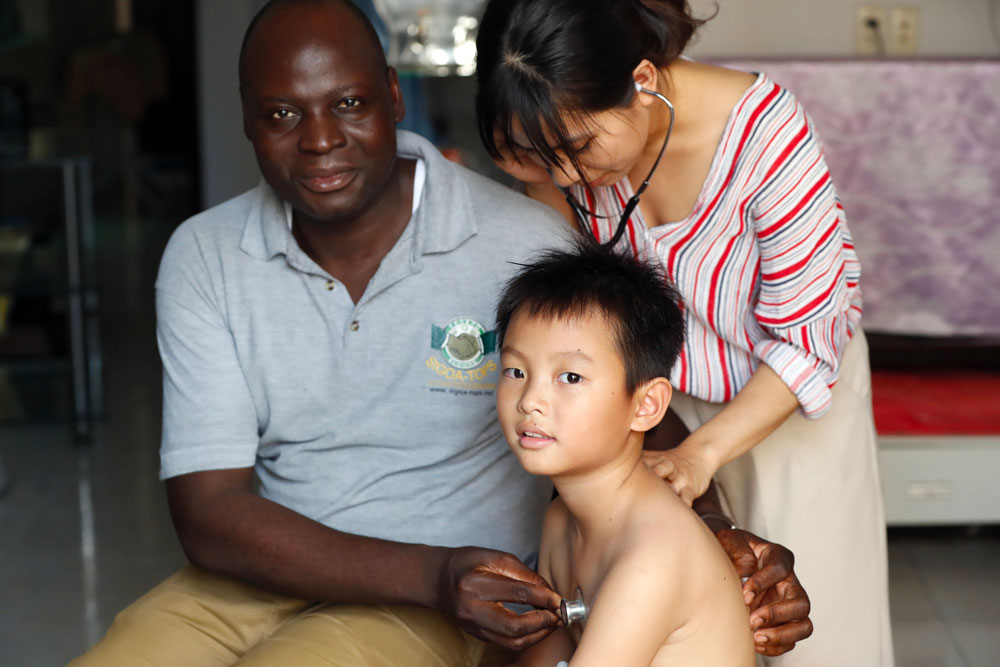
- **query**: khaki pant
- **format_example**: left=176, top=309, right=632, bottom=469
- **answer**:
left=671, top=330, right=894, bottom=667
left=70, top=566, right=515, bottom=667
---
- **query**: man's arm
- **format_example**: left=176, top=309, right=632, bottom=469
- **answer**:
left=689, top=482, right=813, bottom=655
left=715, top=529, right=813, bottom=656
left=167, top=468, right=562, bottom=650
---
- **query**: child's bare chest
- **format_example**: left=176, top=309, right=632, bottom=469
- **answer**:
left=549, top=540, right=610, bottom=642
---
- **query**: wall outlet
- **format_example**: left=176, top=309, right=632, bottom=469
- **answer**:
left=855, top=5, right=888, bottom=56
left=888, top=6, right=920, bottom=55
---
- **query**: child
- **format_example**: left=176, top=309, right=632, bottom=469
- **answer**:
left=495, top=241, right=755, bottom=667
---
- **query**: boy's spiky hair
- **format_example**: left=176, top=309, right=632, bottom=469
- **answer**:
left=495, top=239, right=685, bottom=394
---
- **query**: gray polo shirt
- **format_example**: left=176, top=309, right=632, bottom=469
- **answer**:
left=155, top=130, right=569, bottom=562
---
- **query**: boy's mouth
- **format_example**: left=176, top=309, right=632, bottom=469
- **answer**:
left=516, top=424, right=555, bottom=450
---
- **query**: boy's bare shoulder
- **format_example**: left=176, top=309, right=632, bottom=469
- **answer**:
left=622, top=484, right=717, bottom=559
left=574, top=498, right=746, bottom=666
left=581, top=488, right=755, bottom=666
left=612, top=484, right=744, bottom=614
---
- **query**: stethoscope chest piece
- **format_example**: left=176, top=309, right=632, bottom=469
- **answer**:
left=559, top=587, right=588, bottom=626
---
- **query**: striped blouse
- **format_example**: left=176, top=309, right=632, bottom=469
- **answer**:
left=571, top=73, right=862, bottom=418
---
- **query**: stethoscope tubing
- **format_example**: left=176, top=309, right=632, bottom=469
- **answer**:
left=561, top=87, right=675, bottom=248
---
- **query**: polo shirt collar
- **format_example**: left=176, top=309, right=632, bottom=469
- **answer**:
left=397, top=129, right=478, bottom=254
left=239, top=129, right=478, bottom=262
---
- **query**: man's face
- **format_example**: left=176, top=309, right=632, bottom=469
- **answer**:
left=240, top=3, right=405, bottom=225
left=497, top=310, right=638, bottom=479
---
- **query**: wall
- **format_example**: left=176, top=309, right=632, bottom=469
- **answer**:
left=196, top=0, right=1000, bottom=207
left=195, top=0, right=265, bottom=208
left=688, top=0, right=1000, bottom=57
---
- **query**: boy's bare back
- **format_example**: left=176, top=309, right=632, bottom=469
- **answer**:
left=526, top=465, right=755, bottom=666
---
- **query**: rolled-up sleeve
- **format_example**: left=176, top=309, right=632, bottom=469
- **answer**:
left=750, top=104, right=862, bottom=419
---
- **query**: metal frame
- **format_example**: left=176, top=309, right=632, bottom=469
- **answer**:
left=0, top=157, right=102, bottom=441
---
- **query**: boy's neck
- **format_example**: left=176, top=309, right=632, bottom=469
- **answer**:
left=551, top=431, right=656, bottom=539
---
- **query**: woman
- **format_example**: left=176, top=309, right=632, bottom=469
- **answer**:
left=474, top=1, right=893, bottom=665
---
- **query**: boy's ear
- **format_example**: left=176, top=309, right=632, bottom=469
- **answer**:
left=630, top=378, right=672, bottom=433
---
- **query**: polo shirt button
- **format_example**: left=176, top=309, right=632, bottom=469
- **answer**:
left=325, top=279, right=336, bottom=291
left=350, top=320, right=360, bottom=331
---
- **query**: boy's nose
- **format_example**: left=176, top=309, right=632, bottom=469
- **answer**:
left=517, top=380, right=548, bottom=414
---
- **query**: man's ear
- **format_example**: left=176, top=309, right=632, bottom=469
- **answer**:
left=387, top=66, right=406, bottom=124
left=240, top=92, right=252, bottom=141
left=631, top=378, right=672, bottom=433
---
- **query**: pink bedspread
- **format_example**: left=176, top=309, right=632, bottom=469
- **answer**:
left=715, top=59, right=1000, bottom=338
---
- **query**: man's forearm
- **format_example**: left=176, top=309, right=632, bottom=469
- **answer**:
left=167, top=469, right=447, bottom=608
left=692, top=479, right=735, bottom=534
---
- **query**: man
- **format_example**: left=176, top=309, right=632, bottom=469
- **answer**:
left=72, top=1, right=810, bottom=664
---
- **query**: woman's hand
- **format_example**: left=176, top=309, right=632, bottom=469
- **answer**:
left=645, top=365, right=800, bottom=506
left=642, top=443, right=716, bottom=505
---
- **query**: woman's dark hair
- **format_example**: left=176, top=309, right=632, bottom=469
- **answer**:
left=495, top=239, right=685, bottom=395
left=475, top=0, right=708, bottom=188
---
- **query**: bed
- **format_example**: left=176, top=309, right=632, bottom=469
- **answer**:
left=715, top=58, right=1000, bottom=526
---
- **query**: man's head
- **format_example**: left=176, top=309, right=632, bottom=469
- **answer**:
left=494, top=240, right=684, bottom=477
left=239, top=0, right=405, bottom=225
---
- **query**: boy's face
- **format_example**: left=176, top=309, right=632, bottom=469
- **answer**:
left=497, top=309, right=638, bottom=478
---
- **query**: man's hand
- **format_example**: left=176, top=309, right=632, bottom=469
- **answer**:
left=437, top=546, right=562, bottom=651
left=715, top=529, right=813, bottom=656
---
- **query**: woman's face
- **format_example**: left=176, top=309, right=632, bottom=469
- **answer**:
left=510, top=102, right=651, bottom=189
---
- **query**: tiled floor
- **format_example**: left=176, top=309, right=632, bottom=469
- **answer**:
left=1, top=219, right=999, bottom=666
left=889, top=525, right=1000, bottom=666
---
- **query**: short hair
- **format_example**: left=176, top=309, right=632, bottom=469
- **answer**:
left=495, top=239, right=685, bottom=394
left=238, top=0, right=386, bottom=91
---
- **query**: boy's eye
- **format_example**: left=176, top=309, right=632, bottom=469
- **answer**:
left=270, top=108, right=296, bottom=120
left=338, top=97, right=361, bottom=110
left=503, top=367, right=525, bottom=379
left=557, top=372, right=583, bottom=384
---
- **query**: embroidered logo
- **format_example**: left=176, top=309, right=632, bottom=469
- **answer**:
left=431, top=317, right=497, bottom=370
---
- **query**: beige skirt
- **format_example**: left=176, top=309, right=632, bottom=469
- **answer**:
left=670, top=330, right=894, bottom=667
